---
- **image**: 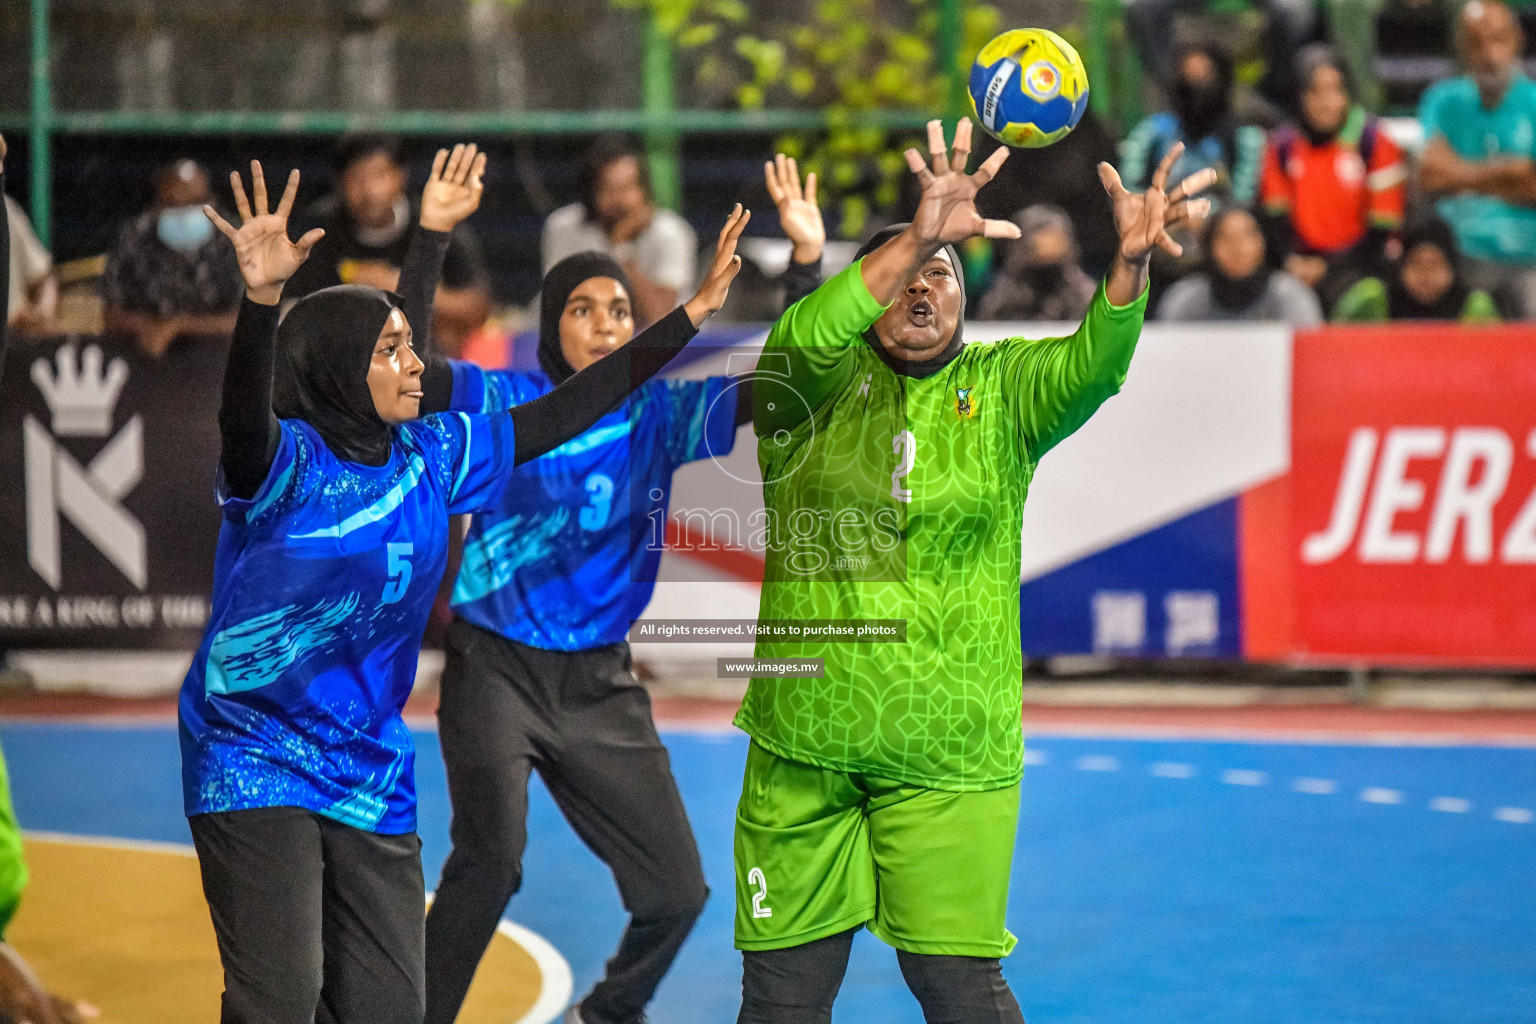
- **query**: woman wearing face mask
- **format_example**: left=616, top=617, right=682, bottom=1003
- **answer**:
left=102, top=159, right=245, bottom=358
left=1334, top=218, right=1501, bottom=323
left=976, top=204, right=1099, bottom=321
left=1259, top=44, right=1407, bottom=315
left=1157, top=205, right=1323, bottom=325
left=177, top=155, right=746, bottom=1024
left=422, top=153, right=824, bottom=1024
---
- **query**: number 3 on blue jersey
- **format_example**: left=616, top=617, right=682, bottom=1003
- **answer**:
left=580, top=472, right=614, bottom=531
left=381, top=542, right=414, bottom=604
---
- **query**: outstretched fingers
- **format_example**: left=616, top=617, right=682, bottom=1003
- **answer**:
left=1165, top=166, right=1219, bottom=205
left=803, top=169, right=818, bottom=205
left=203, top=205, right=238, bottom=242
left=1165, top=197, right=1213, bottom=229
left=927, top=119, right=949, bottom=176
left=274, top=168, right=301, bottom=221
left=1096, top=161, right=1129, bottom=201
left=981, top=218, right=1023, bottom=239
left=430, top=147, right=449, bottom=184
left=969, top=145, right=1009, bottom=189
left=949, top=118, right=973, bottom=173
left=230, top=171, right=253, bottom=223
left=443, top=143, right=466, bottom=185
left=293, top=227, right=326, bottom=258
left=468, top=150, right=487, bottom=189
left=250, top=161, right=269, bottom=217
left=904, top=147, right=936, bottom=187
left=1149, top=141, right=1184, bottom=195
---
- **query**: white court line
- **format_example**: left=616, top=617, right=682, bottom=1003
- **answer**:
left=1493, top=807, right=1534, bottom=824
left=1150, top=762, right=1195, bottom=778
left=1430, top=797, right=1472, bottom=813
left=1292, top=778, right=1337, bottom=794
left=1360, top=788, right=1404, bottom=805
left=1075, top=754, right=1120, bottom=771
left=1222, top=769, right=1267, bottom=786
left=27, top=831, right=574, bottom=1024
left=1023, top=749, right=1050, bottom=765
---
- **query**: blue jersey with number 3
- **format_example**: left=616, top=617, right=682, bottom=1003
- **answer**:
left=179, top=412, right=515, bottom=833
left=450, top=366, right=739, bottom=651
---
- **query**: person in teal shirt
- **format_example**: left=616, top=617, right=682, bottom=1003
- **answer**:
left=1418, top=0, right=1536, bottom=318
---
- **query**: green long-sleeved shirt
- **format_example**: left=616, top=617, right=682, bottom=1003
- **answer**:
left=736, top=260, right=1147, bottom=790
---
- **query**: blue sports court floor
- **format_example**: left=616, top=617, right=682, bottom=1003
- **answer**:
left=5, top=719, right=1534, bottom=1024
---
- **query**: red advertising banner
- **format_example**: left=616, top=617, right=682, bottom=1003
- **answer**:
left=1290, top=325, right=1536, bottom=665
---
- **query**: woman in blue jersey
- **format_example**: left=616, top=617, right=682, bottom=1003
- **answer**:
left=179, top=151, right=750, bottom=1024
left=423, top=155, right=825, bottom=1024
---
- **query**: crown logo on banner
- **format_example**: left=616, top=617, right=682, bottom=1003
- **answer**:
left=31, top=343, right=129, bottom=437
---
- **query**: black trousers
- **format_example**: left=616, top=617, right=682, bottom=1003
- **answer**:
left=189, top=806, right=426, bottom=1024
left=425, top=620, right=708, bottom=1024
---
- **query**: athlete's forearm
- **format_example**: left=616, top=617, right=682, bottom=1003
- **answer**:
left=219, top=296, right=282, bottom=499
left=1105, top=253, right=1150, bottom=308
left=859, top=226, right=941, bottom=305
left=508, top=305, right=697, bottom=464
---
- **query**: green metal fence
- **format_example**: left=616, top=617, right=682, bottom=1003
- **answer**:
left=3, top=0, right=1129, bottom=248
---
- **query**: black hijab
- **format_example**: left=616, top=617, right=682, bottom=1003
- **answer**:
left=853, top=224, right=966, bottom=379
left=1203, top=206, right=1274, bottom=313
left=538, top=252, right=634, bottom=385
left=272, top=284, right=402, bottom=466
left=1294, top=43, right=1354, bottom=147
left=1171, top=41, right=1235, bottom=144
left=1388, top=219, right=1471, bottom=321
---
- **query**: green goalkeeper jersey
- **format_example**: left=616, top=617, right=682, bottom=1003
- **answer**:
left=735, top=259, right=1147, bottom=791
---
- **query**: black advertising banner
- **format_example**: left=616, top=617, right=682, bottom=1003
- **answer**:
left=0, top=333, right=227, bottom=648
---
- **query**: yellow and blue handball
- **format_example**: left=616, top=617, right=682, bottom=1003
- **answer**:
left=968, top=28, right=1089, bottom=148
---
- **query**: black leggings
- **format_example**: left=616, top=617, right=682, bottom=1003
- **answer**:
left=738, top=929, right=1025, bottom=1024
left=190, top=806, right=426, bottom=1024
left=425, top=621, right=708, bottom=1024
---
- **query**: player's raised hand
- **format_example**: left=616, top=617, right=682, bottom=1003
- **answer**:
left=420, top=143, right=487, bottom=233
left=1097, top=142, right=1216, bottom=263
left=204, top=162, right=325, bottom=304
left=765, top=154, right=824, bottom=264
left=684, top=204, right=750, bottom=326
left=902, top=119, right=1020, bottom=248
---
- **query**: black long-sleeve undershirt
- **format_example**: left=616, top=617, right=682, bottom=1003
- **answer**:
left=396, top=225, right=457, bottom=415
left=219, top=295, right=701, bottom=499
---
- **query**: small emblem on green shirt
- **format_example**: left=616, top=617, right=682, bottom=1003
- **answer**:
left=955, top=386, right=975, bottom=419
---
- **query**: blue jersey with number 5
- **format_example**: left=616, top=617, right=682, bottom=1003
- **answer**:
left=450, top=366, right=738, bottom=651
left=179, top=412, right=515, bottom=833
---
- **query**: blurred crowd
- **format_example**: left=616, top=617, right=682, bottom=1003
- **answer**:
left=6, top=0, right=1536, bottom=358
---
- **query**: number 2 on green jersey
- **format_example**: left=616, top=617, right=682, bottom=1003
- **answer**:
left=891, top=430, right=916, bottom=503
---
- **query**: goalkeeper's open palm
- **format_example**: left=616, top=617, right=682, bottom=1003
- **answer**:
left=903, top=119, right=1020, bottom=248
left=1098, top=142, right=1216, bottom=262
left=204, top=162, right=325, bottom=301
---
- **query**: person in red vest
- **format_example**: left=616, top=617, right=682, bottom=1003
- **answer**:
left=1259, top=44, right=1407, bottom=315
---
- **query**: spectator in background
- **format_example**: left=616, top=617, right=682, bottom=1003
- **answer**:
left=1158, top=205, right=1324, bottom=324
left=1259, top=44, right=1406, bottom=315
left=1122, top=41, right=1267, bottom=207
left=1123, top=0, right=1316, bottom=110
left=287, top=133, right=491, bottom=353
left=1121, top=41, right=1268, bottom=308
left=976, top=205, right=1098, bottom=321
left=1333, top=217, right=1502, bottom=321
left=6, top=194, right=56, bottom=333
left=1418, top=0, right=1536, bottom=319
left=542, top=136, right=697, bottom=327
left=101, top=159, right=242, bottom=357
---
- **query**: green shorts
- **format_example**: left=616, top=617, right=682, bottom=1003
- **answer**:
left=733, top=741, right=1019, bottom=957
